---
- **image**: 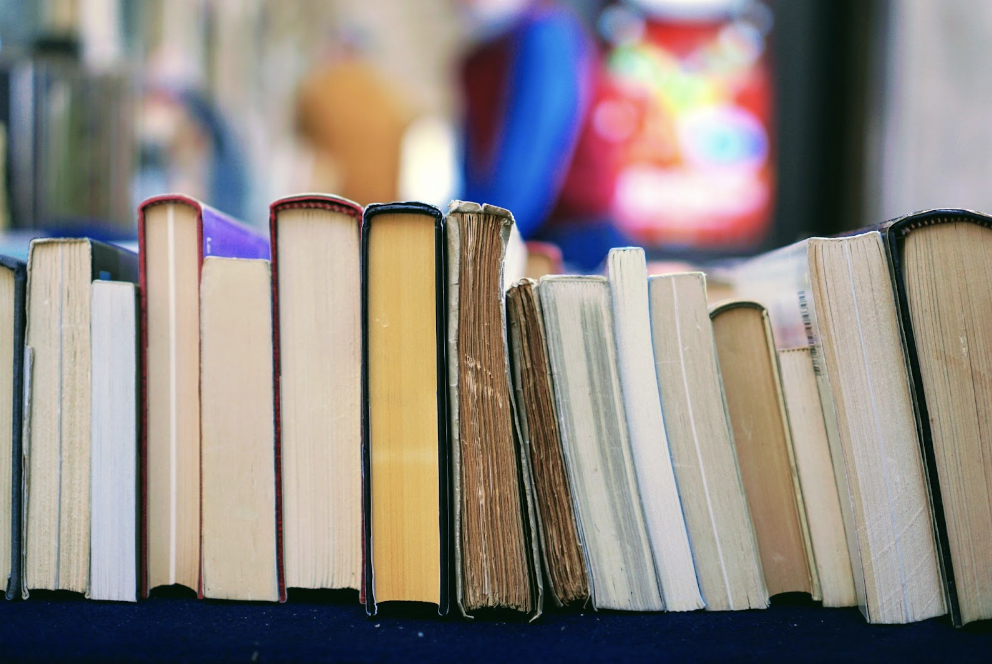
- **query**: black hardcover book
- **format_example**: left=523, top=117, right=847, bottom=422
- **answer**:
left=3, top=256, right=26, bottom=601
left=884, top=208, right=992, bottom=627
left=361, top=202, right=449, bottom=617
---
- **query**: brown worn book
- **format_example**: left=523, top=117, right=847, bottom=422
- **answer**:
left=446, top=202, right=541, bottom=618
left=710, top=301, right=817, bottom=600
left=506, top=279, right=589, bottom=608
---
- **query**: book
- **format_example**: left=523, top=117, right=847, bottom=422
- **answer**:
left=523, top=241, right=562, bottom=280
left=710, top=301, right=817, bottom=599
left=885, top=209, right=992, bottom=625
left=607, top=248, right=702, bottom=611
left=505, top=279, right=590, bottom=607
left=647, top=273, right=768, bottom=611
left=361, top=202, right=449, bottom=616
left=777, top=347, right=857, bottom=608
left=199, top=257, right=282, bottom=602
left=539, top=275, right=663, bottom=611
left=22, top=238, right=138, bottom=597
left=730, top=232, right=946, bottom=624
left=88, top=280, right=139, bottom=602
left=137, top=195, right=269, bottom=597
left=1, top=257, right=25, bottom=601
left=269, top=194, right=363, bottom=592
left=446, top=201, right=542, bottom=618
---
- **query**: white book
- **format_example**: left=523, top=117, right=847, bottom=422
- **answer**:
left=88, top=280, right=138, bottom=602
left=607, top=248, right=702, bottom=611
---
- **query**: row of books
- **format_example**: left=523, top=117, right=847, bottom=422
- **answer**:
left=0, top=195, right=989, bottom=628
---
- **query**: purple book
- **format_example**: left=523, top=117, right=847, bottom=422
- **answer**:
left=137, top=195, right=276, bottom=601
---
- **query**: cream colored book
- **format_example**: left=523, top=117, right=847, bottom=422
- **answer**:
left=608, top=248, right=702, bottom=612
left=710, top=301, right=817, bottom=600
left=22, top=239, right=138, bottom=597
left=729, top=232, right=945, bottom=624
left=89, top=281, right=138, bottom=602
left=270, top=195, right=362, bottom=592
left=647, top=273, right=768, bottom=611
left=199, top=257, right=279, bottom=602
left=777, top=347, right=857, bottom=608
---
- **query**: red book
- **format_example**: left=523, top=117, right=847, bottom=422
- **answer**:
left=269, top=195, right=364, bottom=596
left=137, top=195, right=275, bottom=600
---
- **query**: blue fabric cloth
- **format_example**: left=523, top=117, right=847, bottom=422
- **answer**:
left=461, top=10, right=592, bottom=238
left=0, top=593, right=988, bottom=662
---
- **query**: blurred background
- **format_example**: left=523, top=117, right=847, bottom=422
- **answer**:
left=0, top=0, right=988, bottom=269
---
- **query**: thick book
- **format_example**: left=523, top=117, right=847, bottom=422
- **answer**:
left=137, top=195, right=270, bottom=598
left=446, top=201, right=542, bottom=619
left=2, top=257, right=26, bottom=601
left=884, top=209, right=992, bottom=626
left=647, top=273, right=768, bottom=611
left=539, top=275, right=663, bottom=611
left=729, top=230, right=946, bottom=624
left=505, top=279, right=590, bottom=607
left=607, top=248, right=702, bottom=612
left=361, top=202, right=449, bottom=616
left=88, top=280, right=139, bottom=602
left=22, top=239, right=138, bottom=597
left=710, top=300, right=818, bottom=600
left=270, top=194, right=363, bottom=592
left=199, top=257, right=282, bottom=602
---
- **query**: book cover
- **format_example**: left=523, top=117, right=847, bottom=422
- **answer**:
left=3, top=256, right=25, bottom=601
left=360, top=202, right=449, bottom=617
left=137, top=195, right=270, bottom=600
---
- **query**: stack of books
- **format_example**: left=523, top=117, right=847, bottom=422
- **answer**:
left=2, top=196, right=990, bottom=628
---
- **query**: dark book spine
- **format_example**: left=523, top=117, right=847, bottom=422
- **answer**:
left=5, top=260, right=26, bottom=601
left=882, top=210, right=992, bottom=628
left=360, top=202, right=449, bottom=617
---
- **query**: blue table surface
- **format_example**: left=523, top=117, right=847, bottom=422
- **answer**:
left=1, top=591, right=989, bottom=662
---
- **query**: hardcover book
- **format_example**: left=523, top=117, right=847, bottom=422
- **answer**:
left=885, top=209, right=992, bottom=625
left=710, top=300, right=818, bottom=599
left=270, top=194, right=363, bottom=592
left=23, top=239, right=138, bottom=597
left=137, top=195, right=270, bottom=598
left=1, top=257, right=26, bottom=601
left=361, top=202, right=449, bottom=616
left=505, top=279, right=590, bottom=607
left=446, top=201, right=542, bottom=618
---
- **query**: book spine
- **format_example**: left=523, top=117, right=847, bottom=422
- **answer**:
left=5, top=263, right=25, bottom=601
left=267, top=205, right=287, bottom=604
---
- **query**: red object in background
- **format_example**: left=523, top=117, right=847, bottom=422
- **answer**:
left=593, top=9, right=776, bottom=250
